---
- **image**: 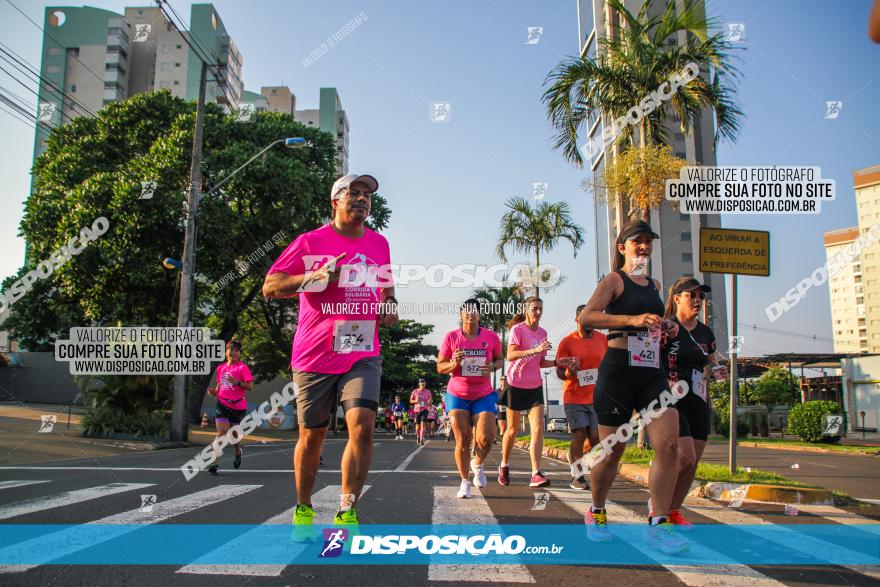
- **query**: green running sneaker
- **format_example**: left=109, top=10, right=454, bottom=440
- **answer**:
left=333, top=507, right=359, bottom=525
left=291, top=504, right=317, bottom=543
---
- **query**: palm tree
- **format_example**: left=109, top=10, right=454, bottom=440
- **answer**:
left=543, top=0, right=742, bottom=218
left=495, top=197, right=585, bottom=299
left=472, top=283, right=523, bottom=386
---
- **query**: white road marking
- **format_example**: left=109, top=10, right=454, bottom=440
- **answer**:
left=549, top=487, right=786, bottom=586
left=394, top=440, right=429, bottom=472
left=428, top=485, right=534, bottom=583
left=0, top=480, right=50, bottom=491
left=683, top=494, right=880, bottom=580
left=0, top=482, right=153, bottom=521
left=177, top=484, right=371, bottom=576
left=0, top=484, right=260, bottom=573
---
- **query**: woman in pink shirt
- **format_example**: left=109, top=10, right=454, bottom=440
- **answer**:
left=437, top=299, right=504, bottom=498
left=499, top=296, right=558, bottom=488
left=206, top=340, right=254, bottom=474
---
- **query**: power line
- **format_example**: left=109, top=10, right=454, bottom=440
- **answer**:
left=0, top=100, right=38, bottom=129
left=0, top=63, right=79, bottom=126
left=155, top=0, right=238, bottom=109
left=3, top=0, right=126, bottom=102
left=0, top=42, right=98, bottom=119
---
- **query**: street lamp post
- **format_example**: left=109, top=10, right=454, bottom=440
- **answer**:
left=169, top=132, right=308, bottom=442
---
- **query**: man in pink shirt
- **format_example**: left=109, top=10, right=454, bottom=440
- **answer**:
left=410, top=378, right=433, bottom=445
left=262, top=173, right=397, bottom=532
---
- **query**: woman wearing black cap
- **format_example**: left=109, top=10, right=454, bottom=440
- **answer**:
left=659, top=276, right=728, bottom=528
left=579, top=220, right=687, bottom=554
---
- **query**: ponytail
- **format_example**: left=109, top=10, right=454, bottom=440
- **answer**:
left=506, top=296, right=542, bottom=330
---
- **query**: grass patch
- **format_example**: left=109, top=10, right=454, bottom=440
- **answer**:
left=694, top=464, right=814, bottom=487
left=709, top=436, right=880, bottom=454
left=518, top=435, right=811, bottom=487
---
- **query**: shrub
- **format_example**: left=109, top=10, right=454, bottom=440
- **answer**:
left=786, top=400, right=842, bottom=443
left=80, top=404, right=169, bottom=439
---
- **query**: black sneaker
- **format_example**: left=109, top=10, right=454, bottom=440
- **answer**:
left=569, top=475, right=589, bottom=490
left=208, top=463, right=219, bottom=475
left=233, top=449, right=242, bottom=469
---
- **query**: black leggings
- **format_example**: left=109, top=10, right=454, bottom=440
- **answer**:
left=593, top=349, right=670, bottom=427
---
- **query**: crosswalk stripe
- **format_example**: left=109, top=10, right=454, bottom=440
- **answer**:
left=177, top=484, right=371, bottom=576
left=548, top=488, right=786, bottom=586
left=0, top=482, right=153, bottom=521
left=682, top=494, right=880, bottom=580
left=789, top=503, right=878, bottom=525
left=0, top=480, right=50, bottom=491
left=0, top=484, right=260, bottom=573
left=428, top=485, right=535, bottom=584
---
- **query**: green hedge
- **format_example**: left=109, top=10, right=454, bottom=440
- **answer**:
left=786, top=400, right=842, bottom=443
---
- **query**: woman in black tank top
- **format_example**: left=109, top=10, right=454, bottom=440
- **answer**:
left=576, top=220, right=690, bottom=552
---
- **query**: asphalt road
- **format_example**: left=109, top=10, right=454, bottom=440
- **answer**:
left=0, top=430, right=878, bottom=586
left=700, top=442, right=880, bottom=501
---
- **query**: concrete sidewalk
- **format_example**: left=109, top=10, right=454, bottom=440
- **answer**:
left=0, top=404, right=295, bottom=465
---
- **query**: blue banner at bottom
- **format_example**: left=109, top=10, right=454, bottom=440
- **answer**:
left=0, top=524, right=877, bottom=566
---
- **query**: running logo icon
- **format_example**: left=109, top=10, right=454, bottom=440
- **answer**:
left=37, top=102, right=56, bottom=123
left=532, top=182, right=549, bottom=200
left=140, top=180, right=157, bottom=200
left=139, top=494, right=157, bottom=513
left=132, top=23, right=151, bottom=42
left=824, top=101, right=843, bottom=119
left=38, top=415, right=56, bottom=433
left=525, top=27, right=543, bottom=45
left=319, top=528, right=349, bottom=558
left=725, top=22, right=745, bottom=42
left=430, top=102, right=451, bottom=123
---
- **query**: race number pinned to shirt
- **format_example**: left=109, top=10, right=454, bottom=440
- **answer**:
left=692, top=369, right=707, bottom=402
left=333, top=320, right=375, bottom=353
left=577, top=369, right=598, bottom=387
left=461, top=356, right=485, bottom=377
left=419, top=400, right=426, bottom=408
left=628, top=334, right=659, bottom=368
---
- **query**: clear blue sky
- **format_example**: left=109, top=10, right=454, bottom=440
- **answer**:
left=1, top=1, right=878, bottom=399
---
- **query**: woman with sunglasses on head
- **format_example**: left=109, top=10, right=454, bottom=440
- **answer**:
left=659, top=277, right=728, bottom=528
left=580, top=220, right=687, bottom=554
left=437, top=299, right=504, bottom=498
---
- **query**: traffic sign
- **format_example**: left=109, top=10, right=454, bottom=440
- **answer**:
left=699, top=228, right=770, bottom=276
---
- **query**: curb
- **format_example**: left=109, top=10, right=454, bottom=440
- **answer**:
left=516, top=440, right=835, bottom=505
left=736, top=441, right=879, bottom=456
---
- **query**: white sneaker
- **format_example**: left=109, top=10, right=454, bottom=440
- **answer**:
left=456, top=479, right=471, bottom=498
left=470, top=458, right=487, bottom=488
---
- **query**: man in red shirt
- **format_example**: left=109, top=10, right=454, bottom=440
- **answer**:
left=555, top=304, right=607, bottom=490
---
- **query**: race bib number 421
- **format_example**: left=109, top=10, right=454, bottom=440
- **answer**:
left=628, top=334, right=659, bottom=368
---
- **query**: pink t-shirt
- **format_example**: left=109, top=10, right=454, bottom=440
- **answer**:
left=268, top=223, right=391, bottom=374
left=215, top=361, right=253, bottom=410
left=439, top=327, right=502, bottom=400
left=506, top=322, right=549, bottom=389
left=410, top=388, right=432, bottom=413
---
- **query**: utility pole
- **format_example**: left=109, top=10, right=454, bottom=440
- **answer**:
left=171, top=60, right=207, bottom=442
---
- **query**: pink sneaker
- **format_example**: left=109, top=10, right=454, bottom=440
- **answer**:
left=498, top=465, right=510, bottom=486
left=529, top=471, right=550, bottom=487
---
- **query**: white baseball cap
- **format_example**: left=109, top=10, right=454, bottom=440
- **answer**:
left=331, top=174, right=379, bottom=201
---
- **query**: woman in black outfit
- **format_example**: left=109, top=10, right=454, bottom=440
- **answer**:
left=660, top=276, right=728, bottom=528
left=580, top=220, right=687, bottom=554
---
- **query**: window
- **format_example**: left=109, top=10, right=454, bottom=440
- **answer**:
left=679, top=212, right=689, bottom=222
left=176, top=44, right=182, bottom=49
left=47, top=47, right=61, bottom=55
left=47, top=65, right=61, bottom=74
left=70, top=84, right=76, bottom=92
left=159, top=81, right=170, bottom=88
left=160, top=63, right=172, bottom=72
left=173, top=80, right=179, bottom=85
left=682, top=231, right=692, bottom=241
left=857, top=296, right=864, bottom=304
left=175, top=62, right=181, bottom=67
left=682, top=252, right=693, bottom=262
left=161, top=45, right=173, bottom=54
